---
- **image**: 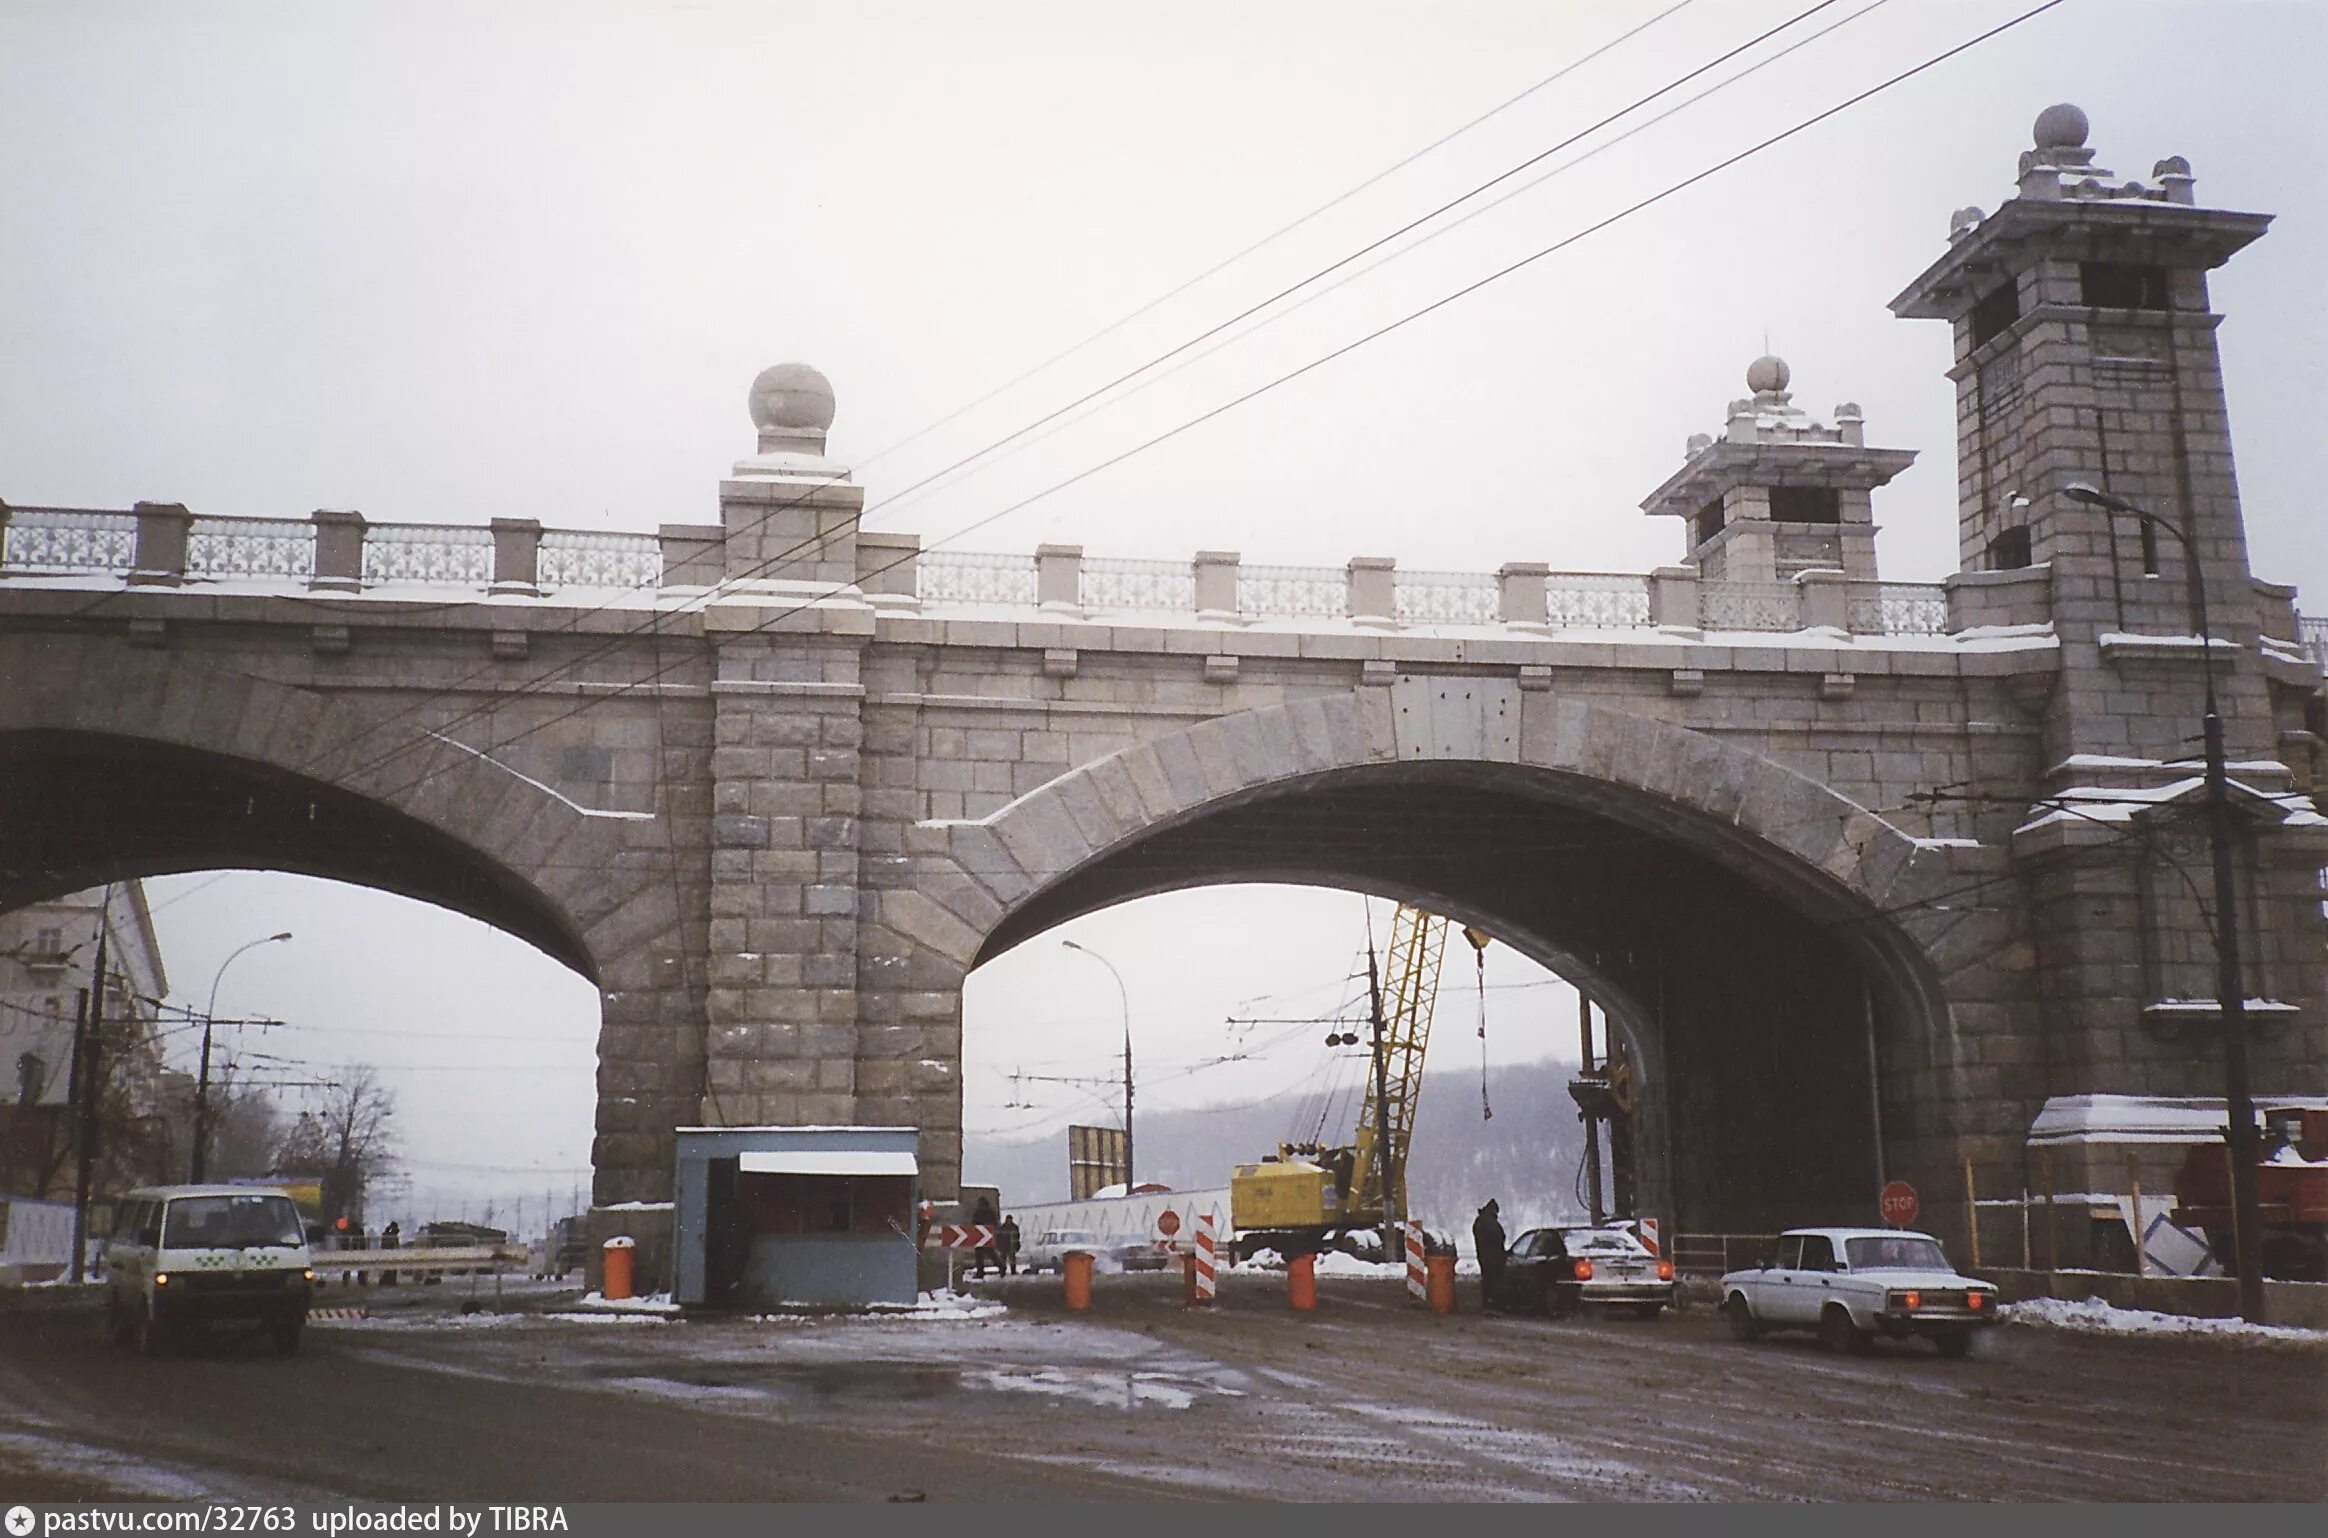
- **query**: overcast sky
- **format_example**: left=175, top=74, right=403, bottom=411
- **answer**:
left=9, top=2, right=2322, bottom=1221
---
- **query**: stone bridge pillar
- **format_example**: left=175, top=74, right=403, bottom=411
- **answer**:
left=699, top=365, right=876, bottom=1129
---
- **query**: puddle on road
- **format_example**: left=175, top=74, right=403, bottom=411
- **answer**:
left=605, top=1360, right=1225, bottom=1412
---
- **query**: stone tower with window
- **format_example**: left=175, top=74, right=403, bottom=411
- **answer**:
left=1893, top=105, right=2326, bottom=1099
left=1639, top=354, right=1915, bottom=587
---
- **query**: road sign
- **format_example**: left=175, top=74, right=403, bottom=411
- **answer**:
left=1156, top=1209, right=1181, bottom=1238
left=1879, top=1180, right=1920, bottom=1227
left=933, top=1224, right=995, bottom=1249
left=1637, top=1217, right=1661, bottom=1257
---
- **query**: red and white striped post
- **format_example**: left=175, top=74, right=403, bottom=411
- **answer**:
left=1404, top=1220, right=1427, bottom=1305
left=1638, top=1218, right=1661, bottom=1259
left=1191, top=1210, right=1219, bottom=1306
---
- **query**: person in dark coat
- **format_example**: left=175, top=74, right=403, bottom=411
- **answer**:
left=1473, top=1200, right=1508, bottom=1301
left=379, top=1220, right=400, bottom=1287
left=998, top=1214, right=1022, bottom=1276
left=970, top=1196, right=999, bottom=1278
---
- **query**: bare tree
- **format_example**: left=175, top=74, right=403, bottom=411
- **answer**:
left=277, top=1068, right=396, bottom=1228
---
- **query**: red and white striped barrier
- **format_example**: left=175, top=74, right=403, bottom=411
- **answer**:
left=1404, top=1220, right=1427, bottom=1304
left=1192, top=1210, right=1219, bottom=1305
left=1638, top=1218, right=1660, bottom=1257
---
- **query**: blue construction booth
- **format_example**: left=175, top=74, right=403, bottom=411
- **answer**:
left=671, top=1125, right=921, bottom=1309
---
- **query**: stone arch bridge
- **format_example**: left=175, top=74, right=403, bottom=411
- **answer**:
left=4, top=111, right=2325, bottom=1262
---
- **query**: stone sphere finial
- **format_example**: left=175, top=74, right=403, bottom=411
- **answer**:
left=748, top=363, right=836, bottom=434
left=1745, top=354, right=1790, bottom=395
left=2033, top=102, right=2089, bottom=151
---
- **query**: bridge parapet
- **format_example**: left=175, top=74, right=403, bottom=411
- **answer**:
left=8, top=501, right=2327, bottom=670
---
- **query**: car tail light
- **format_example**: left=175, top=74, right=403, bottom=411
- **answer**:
left=1967, top=1291, right=1986, bottom=1310
left=153, top=1273, right=169, bottom=1286
left=1572, top=1259, right=1593, bottom=1281
left=1901, top=1290, right=1922, bottom=1310
left=1656, top=1260, right=1674, bottom=1281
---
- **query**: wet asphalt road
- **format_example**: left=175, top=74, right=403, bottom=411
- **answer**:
left=2, top=1274, right=2321, bottom=1502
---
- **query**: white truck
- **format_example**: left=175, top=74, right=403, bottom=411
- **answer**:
left=1719, top=1227, right=1997, bottom=1358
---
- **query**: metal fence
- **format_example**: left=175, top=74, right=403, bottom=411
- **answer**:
left=0, top=507, right=138, bottom=574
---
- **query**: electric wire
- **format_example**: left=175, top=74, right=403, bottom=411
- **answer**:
left=331, top=0, right=2071, bottom=816
left=259, top=0, right=1862, bottom=801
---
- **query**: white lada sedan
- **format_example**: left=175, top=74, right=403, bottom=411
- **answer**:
left=1719, top=1227, right=1998, bottom=1358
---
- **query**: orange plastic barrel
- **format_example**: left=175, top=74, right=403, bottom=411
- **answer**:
left=601, top=1236, right=635, bottom=1301
left=1287, top=1251, right=1316, bottom=1312
left=1063, top=1249, right=1094, bottom=1310
left=1426, top=1252, right=1456, bottom=1313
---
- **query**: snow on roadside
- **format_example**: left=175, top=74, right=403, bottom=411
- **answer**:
left=2003, top=1295, right=2327, bottom=1346
left=749, top=1291, right=1006, bottom=1322
left=572, top=1290, right=683, bottom=1314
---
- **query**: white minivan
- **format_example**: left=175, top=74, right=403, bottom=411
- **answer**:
left=106, top=1185, right=314, bottom=1355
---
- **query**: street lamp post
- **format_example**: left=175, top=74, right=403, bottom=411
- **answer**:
left=1060, top=939, right=1133, bottom=1189
left=2064, top=482, right=2266, bottom=1323
left=189, top=931, right=292, bottom=1182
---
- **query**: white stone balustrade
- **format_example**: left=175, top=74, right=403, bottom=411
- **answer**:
left=0, top=503, right=2311, bottom=660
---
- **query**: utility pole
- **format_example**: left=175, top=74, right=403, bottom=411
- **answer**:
left=1366, top=940, right=1397, bottom=1250
left=1122, top=1028, right=1135, bottom=1191
left=1579, top=993, right=1605, bottom=1227
left=2064, top=483, right=2268, bottom=1323
left=66, top=921, right=111, bottom=1283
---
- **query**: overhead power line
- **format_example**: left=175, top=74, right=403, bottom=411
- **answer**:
left=254, top=4, right=1710, bottom=783
left=339, top=0, right=2068, bottom=817
left=289, top=0, right=1861, bottom=802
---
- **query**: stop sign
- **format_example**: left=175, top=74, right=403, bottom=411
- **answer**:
left=1156, top=1210, right=1182, bottom=1237
left=1879, top=1180, right=1920, bottom=1227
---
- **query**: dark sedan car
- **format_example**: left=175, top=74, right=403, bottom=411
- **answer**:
left=1486, top=1225, right=1676, bottom=1317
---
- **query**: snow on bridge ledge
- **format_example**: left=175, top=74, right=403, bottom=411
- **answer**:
left=7, top=504, right=2327, bottom=665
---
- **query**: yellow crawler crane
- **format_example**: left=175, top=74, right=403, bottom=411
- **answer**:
left=1230, top=903, right=1455, bottom=1257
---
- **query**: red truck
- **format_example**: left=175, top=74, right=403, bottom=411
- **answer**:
left=2174, top=1106, right=2328, bottom=1281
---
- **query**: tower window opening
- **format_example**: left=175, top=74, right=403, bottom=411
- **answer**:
left=1769, top=486, right=1841, bottom=525
left=1695, top=497, right=1726, bottom=547
left=2081, top=262, right=2172, bottom=311
left=1988, top=526, right=2032, bottom=571
left=1969, top=282, right=2020, bottom=348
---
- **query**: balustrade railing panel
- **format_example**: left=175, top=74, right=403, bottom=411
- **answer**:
left=1544, top=572, right=1653, bottom=629
left=1870, top=581, right=1948, bottom=635
left=1080, top=556, right=1194, bottom=614
left=361, top=523, right=492, bottom=587
left=1, top=507, right=138, bottom=574
left=1237, top=564, right=1345, bottom=619
left=2301, top=615, right=2328, bottom=673
left=539, top=529, right=662, bottom=590
left=917, top=549, right=1038, bottom=607
left=1393, top=569, right=1499, bottom=625
left=187, top=517, right=317, bottom=581
left=1701, top=579, right=1801, bottom=632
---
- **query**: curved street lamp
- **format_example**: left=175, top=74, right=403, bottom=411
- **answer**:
left=190, top=930, right=293, bottom=1182
left=2062, top=482, right=2265, bottom=1323
left=1060, top=939, right=1133, bottom=1189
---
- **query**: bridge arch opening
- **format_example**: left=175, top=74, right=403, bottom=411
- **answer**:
left=0, top=730, right=597, bottom=980
left=960, top=758, right=1950, bottom=1237
left=0, top=727, right=678, bottom=1217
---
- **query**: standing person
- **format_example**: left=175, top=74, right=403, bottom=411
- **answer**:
left=379, top=1220, right=400, bottom=1287
left=998, top=1214, right=1022, bottom=1276
left=970, top=1195, right=999, bottom=1279
left=1473, top=1200, right=1508, bottom=1304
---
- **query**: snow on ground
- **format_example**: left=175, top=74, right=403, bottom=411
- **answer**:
left=748, top=1291, right=1008, bottom=1322
left=572, top=1290, right=683, bottom=1314
left=2003, top=1295, right=2328, bottom=1346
